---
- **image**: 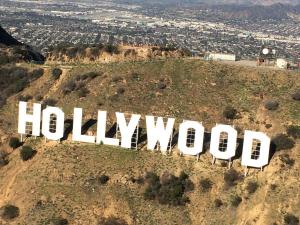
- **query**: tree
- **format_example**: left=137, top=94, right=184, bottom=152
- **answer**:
left=9, top=137, right=21, bottom=149
left=20, top=146, right=37, bottom=161
left=0, top=204, right=20, bottom=220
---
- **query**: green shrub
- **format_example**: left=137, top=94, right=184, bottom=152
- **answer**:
left=98, top=217, right=128, bottom=225
left=272, top=134, right=295, bottom=151
left=199, top=178, right=213, bottom=192
left=270, top=184, right=277, bottom=191
left=31, top=68, right=44, bottom=79
left=50, top=217, right=69, bottom=225
left=104, top=44, right=119, bottom=55
left=42, top=98, right=57, bottom=107
left=143, top=171, right=193, bottom=206
left=52, top=68, right=62, bottom=80
left=246, top=181, right=258, bottom=194
left=180, top=172, right=194, bottom=192
left=18, top=95, right=33, bottom=102
left=77, top=87, right=89, bottom=98
left=0, top=204, right=20, bottom=220
left=9, top=137, right=21, bottom=149
left=117, top=87, right=125, bottom=95
left=286, top=125, right=300, bottom=139
left=284, top=213, right=299, bottom=225
left=35, top=95, right=43, bottom=101
left=264, top=100, right=279, bottom=111
left=99, top=175, right=109, bottom=184
left=85, top=72, right=100, bottom=79
left=0, top=150, right=8, bottom=167
left=131, top=72, right=140, bottom=81
left=224, top=169, right=242, bottom=187
left=20, top=146, right=36, bottom=161
left=230, top=195, right=242, bottom=207
left=223, top=106, right=238, bottom=119
left=214, top=199, right=223, bottom=208
left=111, top=76, right=123, bottom=83
left=157, top=175, right=188, bottom=205
left=280, top=154, right=295, bottom=167
left=157, top=82, right=167, bottom=90
left=291, top=91, right=300, bottom=101
left=62, top=80, right=76, bottom=95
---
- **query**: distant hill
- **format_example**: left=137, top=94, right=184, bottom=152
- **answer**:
left=0, top=26, right=21, bottom=46
left=116, top=0, right=300, bottom=5
left=208, top=0, right=300, bottom=5
left=0, top=26, right=45, bottom=64
left=212, top=3, right=300, bottom=20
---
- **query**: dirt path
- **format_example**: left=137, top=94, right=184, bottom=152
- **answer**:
left=0, top=140, right=58, bottom=206
left=45, top=68, right=70, bottom=98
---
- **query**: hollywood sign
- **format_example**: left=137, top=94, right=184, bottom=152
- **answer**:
left=18, top=101, right=271, bottom=169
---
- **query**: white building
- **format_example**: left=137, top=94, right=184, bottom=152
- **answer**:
left=204, top=53, right=237, bottom=61
left=276, top=58, right=288, bottom=69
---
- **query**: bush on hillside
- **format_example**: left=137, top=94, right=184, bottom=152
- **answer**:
left=30, top=68, right=44, bottom=80
left=264, top=100, right=279, bottom=111
left=62, top=80, right=76, bottom=95
left=18, top=95, right=33, bottom=102
left=0, top=204, right=20, bottom=220
left=272, top=134, right=295, bottom=151
left=50, top=217, right=69, bottom=225
left=52, top=68, right=62, bottom=80
left=199, top=178, right=213, bottom=192
left=104, top=44, right=119, bottom=55
left=0, top=150, right=8, bottom=167
left=20, top=146, right=36, bottom=161
left=85, top=71, right=100, bottom=79
left=157, top=81, right=167, bottom=90
left=0, top=66, right=45, bottom=108
left=246, top=181, right=259, bottom=194
left=224, top=169, right=242, bottom=187
left=116, top=87, right=125, bottom=95
left=98, top=175, right=109, bottom=185
left=77, top=87, right=90, bottom=98
left=42, top=98, right=57, bottom=107
left=35, top=95, right=43, bottom=101
left=286, top=125, right=300, bottom=139
left=223, top=106, right=238, bottom=119
left=284, top=214, right=299, bottom=225
left=230, top=195, right=242, bottom=207
left=143, top=171, right=193, bottom=206
left=214, top=199, right=223, bottom=208
left=98, top=217, right=128, bottom=225
left=9, top=137, right=21, bottom=149
left=291, top=91, right=300, bottom=101
left=280, top=154, right=295, bottom=167
left=111, top=76, right=123, bottom=83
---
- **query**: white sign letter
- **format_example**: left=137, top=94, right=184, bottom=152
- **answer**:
left=18, top=101, right=41, bottom=136
left=146, top=116, right=175, bottom=153
left=42, top=107, right=64, bottom=141
left=210, top=124, right=237, bottom=160
left=241, top=131, right=270, bottom=168
left=96, top=111, right=119, bottom=146
left=116, top=112, right=141, bottom=149
left=73, top=108, right=95, bottom=143
left=178, top=121, right=204, bottom=156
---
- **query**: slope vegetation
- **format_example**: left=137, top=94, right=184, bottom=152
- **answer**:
left=0, top=59, right=299, bottom=225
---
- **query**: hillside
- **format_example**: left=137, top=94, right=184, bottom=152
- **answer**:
left=0, top=57, right=299, bottom=225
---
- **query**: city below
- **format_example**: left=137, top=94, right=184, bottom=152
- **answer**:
left=1, top=0, right=300, bottom=63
